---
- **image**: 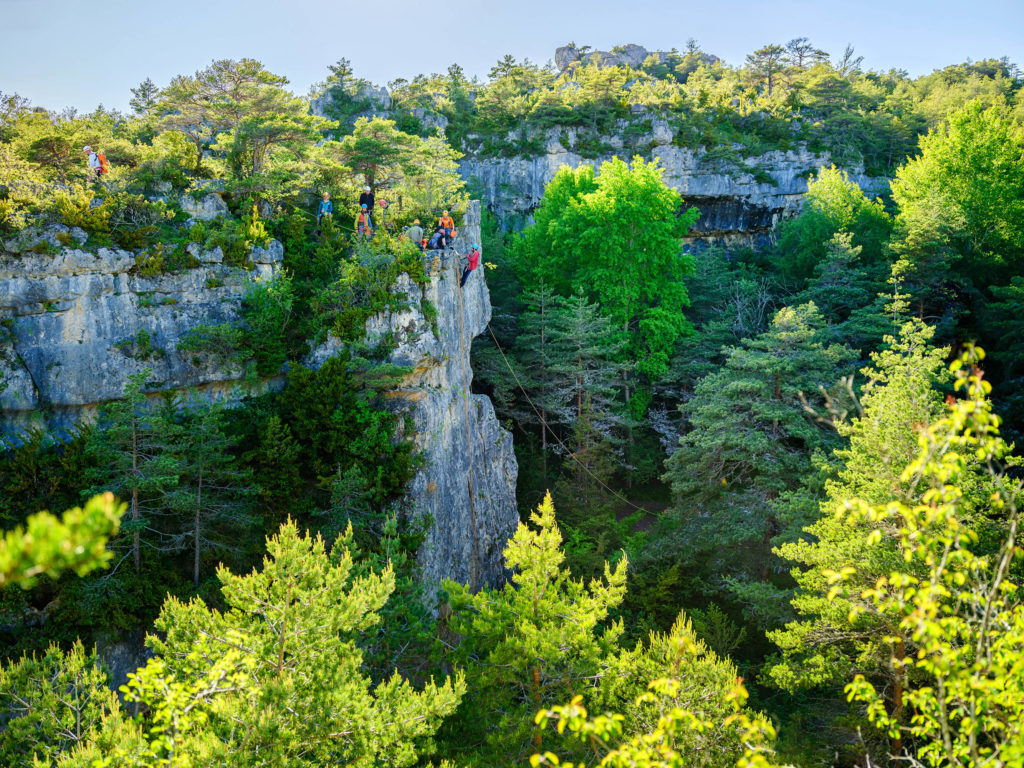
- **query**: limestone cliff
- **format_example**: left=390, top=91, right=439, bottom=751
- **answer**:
left=459, top=120, right=889, bottom=246
left=310, top=201, right=519, bottom=588
left=0, top=241, right=275, bottom=433
left=0, top=202, right=518, bottom=589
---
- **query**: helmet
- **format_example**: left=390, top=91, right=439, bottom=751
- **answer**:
left=361, top=204, right=367, bottom=209
left=413, top=219, right=420, bottom=224
left=471, top=245, right=478, bottom=250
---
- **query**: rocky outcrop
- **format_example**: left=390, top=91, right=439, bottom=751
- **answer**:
left=1, top=204, right=519, bottom=589
left=310, top=202, right=519, bottom=589
left=459, top=123, right=889, bottom=247
left=554, top=43, right=720, bottom=73
left=0, top=242, right=282, bottom=434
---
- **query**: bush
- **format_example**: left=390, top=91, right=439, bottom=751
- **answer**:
left=53, top=187, right=109, bottom=234
left=312, top=233, right=427, bottom=342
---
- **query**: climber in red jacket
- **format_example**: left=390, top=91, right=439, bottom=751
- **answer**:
left=460, top=245, right=480, bottom=287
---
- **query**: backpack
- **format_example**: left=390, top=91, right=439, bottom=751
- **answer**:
left=97, top=153, right=109, bottom=174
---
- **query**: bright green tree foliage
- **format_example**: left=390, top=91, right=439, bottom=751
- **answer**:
left=533, top=616, right=782, bottom=768
left=890, top=101, right=1024, bottom=284
left=775, top=165, right=892, bottom=281
left=445, top=492, right=628, bottom=764
left=768, top=321, right=951, bottom=697
left=0, top=641, right=121, bottom=767
left=517, top=157, right=699, bottom=379
left=78, top=520, right=464, bottom=766
left=842, top=348, right=1024, bottom=767
left=587, top=611, right=778, bottom=768
left=0, top=493, right=121, bottom=589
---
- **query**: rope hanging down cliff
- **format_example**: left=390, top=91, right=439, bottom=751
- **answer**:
left=455, top=256, right=482, bottom=590
left=483, top=322, right=656, bottom=519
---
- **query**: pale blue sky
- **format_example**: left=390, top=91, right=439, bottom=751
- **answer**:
left=2, top=0, right=1022, bottom=113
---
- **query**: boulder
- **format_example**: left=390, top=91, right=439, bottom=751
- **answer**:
left=2, top=223, right=88, bottom=254
left=555, top=45, right=581, bottom=71
left=180, top=192, right=229, bottom=221
left=248, top=239, right=284, bottom=278
left=187, top=242, right=224, bottom=264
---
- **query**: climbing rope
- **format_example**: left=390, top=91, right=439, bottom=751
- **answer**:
left=483, top=321, right=658, bottom=519
left=455, top=254, right=482, bottom=589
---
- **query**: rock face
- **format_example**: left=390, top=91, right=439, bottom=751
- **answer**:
left=311, top=201, right=519, bottom=589
left=1, top=204, right=518, bottom=589
left=459, top=124, right=889, bottom=247
left=179, top=191, right=229, bottom=221
left=0, top=247, right=254, bottom=433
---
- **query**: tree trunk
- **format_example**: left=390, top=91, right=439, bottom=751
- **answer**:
left=193, top=469, right=202, bottom=588
left=131, top=412, right=140, bottom=574
left=532, top=664, right=542, bottom=749
left=892, top=637, right=906, bottom=757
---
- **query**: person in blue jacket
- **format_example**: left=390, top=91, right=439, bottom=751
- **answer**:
left=316, top=192, right=333, bottom=227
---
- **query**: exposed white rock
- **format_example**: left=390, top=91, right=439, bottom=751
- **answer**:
left=309, top=201, right=519, bottom=589
left=2, top=202, right=519, bottom=590
left=459, top=122, right=889, bottom=247
left=0, top=246, right=249, bottom=433
left=179, top=191, right=229, bottom=221
left=248, top=239, right=284, bottom=279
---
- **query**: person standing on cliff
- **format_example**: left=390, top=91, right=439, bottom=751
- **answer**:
left=438, top=209, right=455, bottom=239
left=359, top=186, right=375, bottom=228
left=83, top=146, right=102, bottom=181
left=460, top=244, right=480, bottom=287
left=316, top=192, right=333, bottom=227
left=405, top=219, right=424, bottom=251
left=355, top=204, right=373, bottom=238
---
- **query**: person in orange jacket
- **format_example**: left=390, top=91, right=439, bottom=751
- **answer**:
left=355, top=204, right=373, bottom=237
left=438, top=210, right=455, bottom=239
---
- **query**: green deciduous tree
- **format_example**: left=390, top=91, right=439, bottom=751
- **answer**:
left=775, top=165, right=892, bottom=281
left=890, top=101, right=1024, bottom=287
left=517, top=157, right=699, bottom=381
left=842, top=348, right=1024, bottom=766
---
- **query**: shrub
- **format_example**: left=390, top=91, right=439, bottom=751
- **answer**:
left=53, top=187, right=109, bottom=234
left=312, top=233, right=427, bottom=342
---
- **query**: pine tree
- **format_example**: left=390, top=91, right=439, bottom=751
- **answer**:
left=76, top=520, right=464, bottom=766
left=166, top=399, right=257, bottom=588
left=661, top=303, right=857, bottom=590
left=0, top=641, right=121, bottom=768
left=443, top=493, right=628, bottom=763
left=85, top=370, right=181, bottom=574
left=547, top=287, right=628, bottom=437
left=515, top=281, right=566, bottom=475
left=766, top=321, right=951, bottom=753
left=128, top=78, right=159, bottom=116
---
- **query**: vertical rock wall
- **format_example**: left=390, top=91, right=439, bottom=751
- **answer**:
left=360, top=201, right=519, bottom=588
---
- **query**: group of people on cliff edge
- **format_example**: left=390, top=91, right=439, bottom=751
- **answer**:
left=316, top=190, right=479, bottom=287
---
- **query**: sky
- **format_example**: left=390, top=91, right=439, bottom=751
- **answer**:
left=2, top=0, right=1022, bottom=113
